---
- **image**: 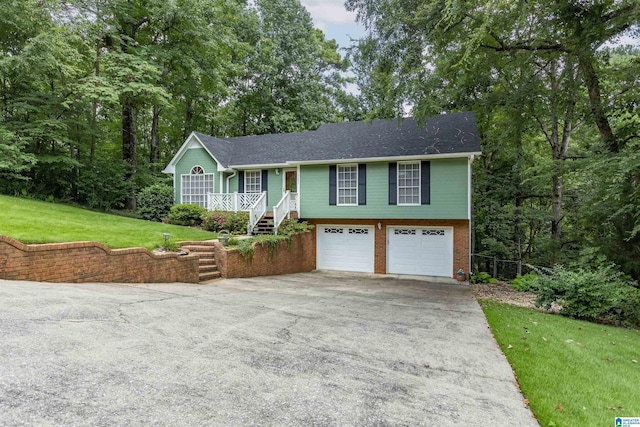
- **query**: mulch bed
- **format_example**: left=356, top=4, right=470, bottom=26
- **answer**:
left=470, top=281, right=560, bottom=313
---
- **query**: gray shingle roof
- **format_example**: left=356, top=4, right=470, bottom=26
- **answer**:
left=195, top=112, right=480, bottom=168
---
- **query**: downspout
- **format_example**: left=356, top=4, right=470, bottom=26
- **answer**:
left=226, top=170, right=237, bottom=193
left=468, top=154, right=475, bottom=278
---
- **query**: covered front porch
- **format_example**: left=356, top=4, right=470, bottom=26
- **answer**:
left=206, top=191, right=299, bottom=235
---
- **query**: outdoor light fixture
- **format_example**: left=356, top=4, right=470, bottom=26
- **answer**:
left=163, top=233, right=170, bottom=245
left=377, top=222, right=382, bottom=230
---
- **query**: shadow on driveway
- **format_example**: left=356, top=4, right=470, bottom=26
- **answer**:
left=0, top=272, right=537, bottom=426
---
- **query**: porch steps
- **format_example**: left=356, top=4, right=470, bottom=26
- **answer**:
left=253, top=213, right=275, bottom=235
left=180, top=241, right=221, bottom=282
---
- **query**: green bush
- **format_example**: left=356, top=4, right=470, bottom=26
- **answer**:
left=533, top=264, right=640, bottom=325
left=137, top=183, right=174, bottom=221
left=470, top=271, right=498, bottom=284
left=201, top=210, right=249, bottom=234
left=277, top=219, right=314, bottom=235
left=510, top=272, right=538, bottom=292
left=166, top=204, right=207, bottom=226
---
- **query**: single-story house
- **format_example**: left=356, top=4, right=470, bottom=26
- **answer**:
left=163, top=112, right=482, bottom=279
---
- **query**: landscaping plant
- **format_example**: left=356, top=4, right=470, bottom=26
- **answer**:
left=201, top=210, right=249, bottom=234
left=166, top=204, right=208, bottom=226
left=533, top=264, right=640, bottom=326
left=137, top=183, right=174, bottom=221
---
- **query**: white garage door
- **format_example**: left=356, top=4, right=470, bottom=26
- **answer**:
left=317, top=225, right=375, bottom=273
left=387, top=227, right=453, bottom=277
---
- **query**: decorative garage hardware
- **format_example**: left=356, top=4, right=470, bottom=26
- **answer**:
left=394, top=229, right=416, bottom=235
left=422, top=229, right=445, bottom=236
left=348, top=228, right=369, bottom=234
left=324, top=228, right=344, bottom=234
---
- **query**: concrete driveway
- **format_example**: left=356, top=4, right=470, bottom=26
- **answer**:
left=0, top=272, right=537, bottom=426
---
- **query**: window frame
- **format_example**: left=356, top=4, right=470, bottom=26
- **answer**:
left=180, top=165, right=215, bottom=208
left=244, top=170, right=262, bottom=194
left=397, top=161, right=421, bottom=206
left=337, top=164, right=358, bottom=206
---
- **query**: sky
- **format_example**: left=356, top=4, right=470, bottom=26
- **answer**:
left=299, top=0, right=367, bottom=52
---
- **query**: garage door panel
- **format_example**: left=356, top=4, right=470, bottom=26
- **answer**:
left=317, top=226, right=374, bottom=273
left=388, top=227, right=453, bottom=277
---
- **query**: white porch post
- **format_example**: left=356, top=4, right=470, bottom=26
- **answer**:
left=233, top=192, right=239, bottom=212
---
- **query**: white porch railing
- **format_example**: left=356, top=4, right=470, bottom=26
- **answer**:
left=248, top=192, right=267, bottom=235
left=273, top=191, right=299, bottom=234
left=207, top=192, right=264, bottom=212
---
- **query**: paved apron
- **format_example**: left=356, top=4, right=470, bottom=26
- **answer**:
left=0, top=272, right=537, bottom=426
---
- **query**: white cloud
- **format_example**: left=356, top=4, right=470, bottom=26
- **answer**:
left=300, top=0, right=358, bottom=26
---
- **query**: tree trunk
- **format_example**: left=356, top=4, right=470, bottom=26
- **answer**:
left=122, top=99, right=137, bottom=211
left=550, top=173, right=563, bottom=264
left=150, top=103, right=160, bottom=164
left=579, top=54, right=618, bottom=153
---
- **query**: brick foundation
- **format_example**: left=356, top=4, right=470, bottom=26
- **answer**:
left=307, top=219, right=470, bottom=278
left=212, top=231, right=315, bottom=279
left=0, top=235, right=200, bottom=283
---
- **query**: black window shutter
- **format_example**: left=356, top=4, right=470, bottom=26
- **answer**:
left=358, top=164, right=366, bottom=205
left=329, top=165, right=337, bottom=206
left=388, top=162, right=397, bottom=205
left=238, top=171, right=245, bottom=193
left=421, top=161, right=431, bottom=205
left=261, top=170, right=268, bottom=192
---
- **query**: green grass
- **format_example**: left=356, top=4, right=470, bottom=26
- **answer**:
left=0, top=195, right=215, bottom=249
left=480, top=300, right=640, bottom=426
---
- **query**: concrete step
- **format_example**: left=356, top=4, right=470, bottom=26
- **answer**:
left=199, top=271, right=222, bottom=281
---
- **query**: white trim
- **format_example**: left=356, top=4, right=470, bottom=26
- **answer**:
left=337, top=163, right=358, bottom=206
left=397, top=161, right=421, bottom=206
left=163, top=132, right=227, bottom=174
left=282, top=152, right=482, bottom=167
left=244, top=169, right=262, bottom=193
left=180, top=165, right=215, bottom=207
left=297, top=164, right=302, bottom=216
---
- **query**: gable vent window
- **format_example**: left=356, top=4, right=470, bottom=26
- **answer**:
left=423, top=229, right=445, bottom=236
left=348, top=228, right=369, bottom=235
left=181, top=165, right=214, bottom=208
left=394, top=229, right=416, bottom=235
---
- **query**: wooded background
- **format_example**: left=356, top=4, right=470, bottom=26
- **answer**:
left=1, top=0, right=638, bottom=278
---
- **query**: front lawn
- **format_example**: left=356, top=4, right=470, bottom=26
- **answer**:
left=0, top=195, right=215, bottom=249
left=481, top=301, right=640, bottom=426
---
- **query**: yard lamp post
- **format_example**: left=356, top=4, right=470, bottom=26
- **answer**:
left=163, top=233, right=170, bottom=246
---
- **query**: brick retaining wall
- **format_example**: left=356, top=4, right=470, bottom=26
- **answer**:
left=211, top=231, right=315, bottom=279
left=0, top=235, right=199, bottom=283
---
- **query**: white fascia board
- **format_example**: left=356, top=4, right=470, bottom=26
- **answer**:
left=163, top=132, right=230, bottom=174
left=227, top=162, right=290, bottom=169
left=286, top=152, right=483, bottom=166
left=163, top=132, right=199, bottom=174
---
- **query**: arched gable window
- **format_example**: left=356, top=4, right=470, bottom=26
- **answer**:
left=181, top=165, right=214, bottom=208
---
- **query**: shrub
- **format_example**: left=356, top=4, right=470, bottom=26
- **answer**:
left=166, top=204, right=207, bottom=226
left=533, top=263, right=640, bottom=325
left=470, top=271, right=498, bottom=284
left=277, top=219, right=314, bottom=235
left=137, top=183, right=174, bottom=221
left=201, top=210, right=249, bottom=234
left=510, top=273, right=538, bottom=292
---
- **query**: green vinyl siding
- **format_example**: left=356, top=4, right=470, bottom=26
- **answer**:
left=266, top=169, right=283, bottom=207
left=299, top=159, right=469, bottom=219
left=173, top=147, right=220, bottom=204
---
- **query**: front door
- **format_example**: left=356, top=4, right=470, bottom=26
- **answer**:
left=284, top=170, right=297, bottom=192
